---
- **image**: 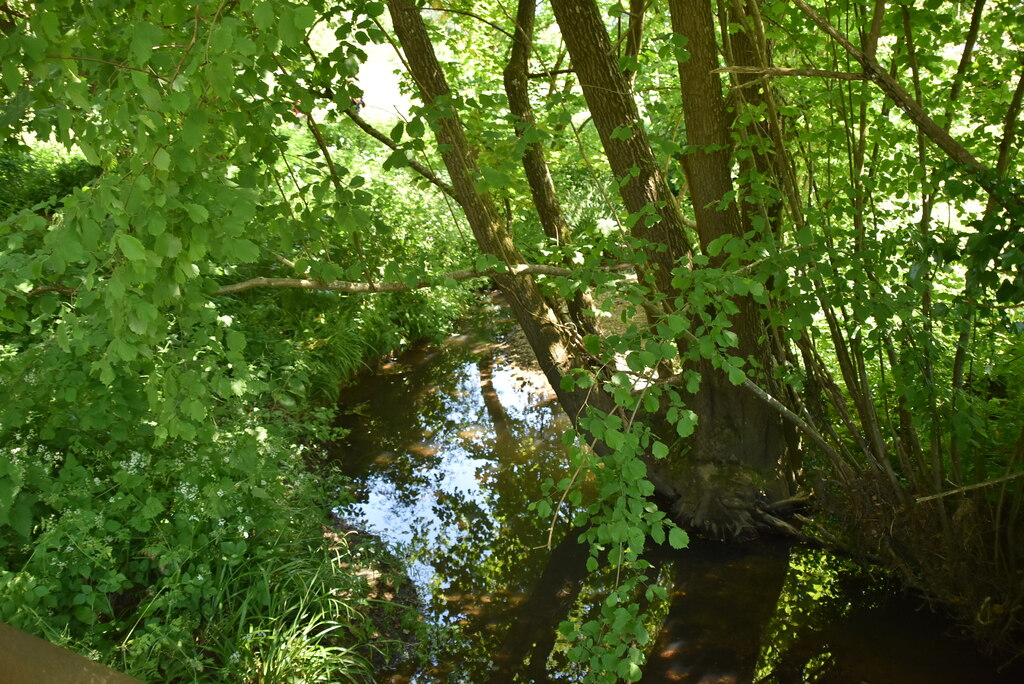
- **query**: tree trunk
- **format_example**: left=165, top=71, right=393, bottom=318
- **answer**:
left=504, top=0, right=598, bottom=338
left=664, top=0, right=791, bottom=538
left=386, top=0, right=607, bottom=425
left=549, top=0, right=692, bottom=301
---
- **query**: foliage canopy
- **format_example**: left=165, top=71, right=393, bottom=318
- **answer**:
left=2, top=0, right=1024, bottom=679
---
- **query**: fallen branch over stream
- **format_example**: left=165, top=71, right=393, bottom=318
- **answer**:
left=214, top=263, right=577, bottom=296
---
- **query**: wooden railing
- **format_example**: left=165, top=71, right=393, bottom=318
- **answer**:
left=0, top=623, right=143, bottom=683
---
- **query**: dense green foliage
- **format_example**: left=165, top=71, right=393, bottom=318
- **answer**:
left=2, top=0, right=1023, bottom=680
left=0, top=145, right=99, bottom=216
left=0, top=2, right=468, bottom=677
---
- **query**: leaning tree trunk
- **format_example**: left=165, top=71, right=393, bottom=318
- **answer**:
left=549, top=0, right=692, bottom=302
left=503, top=0, right=598, bottom=338
left=386, top=0, right=609, bottom=425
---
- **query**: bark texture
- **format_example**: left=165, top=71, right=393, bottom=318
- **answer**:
left=550, top=0, right=692, bottom=301
left=504, top=0, right=598, bottom=337
left=668, top=0, right=790, bottom=538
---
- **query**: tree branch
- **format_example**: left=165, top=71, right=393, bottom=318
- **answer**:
left=214, top=263, right=576, bottom=296
left=425, top=6, right=514, bottom=39
left=528, top=68, right=575, bottom=79
left=947, top=0, right=986, bottom=110
left=712, top=66, right=868, bottom=81
left=47, top=55, right=166, bottom=81
left=790, top=0, right=1022, bottom=214
left=26, top=285, right=76, bottom=297
left=621, top=0, right=647, bottom=84
left=915, top=471, right=1024, bottom=503
left=343, top=108, right=457, bottom=200
left=864, top=0, right=886, bottom=59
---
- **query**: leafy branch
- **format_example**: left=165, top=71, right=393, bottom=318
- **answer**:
left=343, top=108, right=456, bottom=199
left=791, top=0, right=1022, bottom=214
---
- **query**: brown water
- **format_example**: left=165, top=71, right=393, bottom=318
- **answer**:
left=329, top=302, right=1023, bottom=683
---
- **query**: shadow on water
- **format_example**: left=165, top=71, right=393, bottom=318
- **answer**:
left=327, top=301, right=1024, bottom=683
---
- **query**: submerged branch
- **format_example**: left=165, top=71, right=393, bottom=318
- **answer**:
left=214, top=263, right=576, bottom=296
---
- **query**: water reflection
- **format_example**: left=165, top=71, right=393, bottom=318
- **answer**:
left=328, top=309, right=1023, bottom=683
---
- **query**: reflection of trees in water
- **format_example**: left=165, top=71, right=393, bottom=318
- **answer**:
left=331, top=330, right=1014, bottom=682
left=335, top=340, right=800, bottom=681
left=332, top=334, right=586, bottom=680
left=407, top=353, right=581, bottom=681
left=638, top=540, right=790, bottom=683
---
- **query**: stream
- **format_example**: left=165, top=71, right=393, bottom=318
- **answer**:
left=328, top=297, right=1022, bottom=683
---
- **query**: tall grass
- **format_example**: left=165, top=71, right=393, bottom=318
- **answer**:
left=199, top=536, right=380, bottom=683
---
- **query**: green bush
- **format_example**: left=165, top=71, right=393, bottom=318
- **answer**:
left=0, top=146, right=100, bottom=218
left=0, top=412, right=410, bottom=682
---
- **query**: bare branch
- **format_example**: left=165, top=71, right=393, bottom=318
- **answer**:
left=712, top=66, right=867, bottom=81
left=214, top=263, right=577, bottom=296
left=26, top=285, right=76, bottom=297
left=425, top=6, right=514, bottom=39
left=915, top=471, right=1024, bottom=503
left=47, top=55, right=167, bottom=81
left=528, top=68, right=575, bottom=79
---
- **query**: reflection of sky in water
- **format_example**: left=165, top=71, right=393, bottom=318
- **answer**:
left=335, top=347, right=567, bottom=610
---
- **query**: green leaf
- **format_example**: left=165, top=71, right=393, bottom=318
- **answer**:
left=707, top=234, right=730, bottom=258
left=480, top=166, right=510, bottom=190
left=383, top=149, right=408, bottom=170
left=117, top=234, right=147, bottom=261
left=611, top=125, right=634, bottom=141
left=155, top=233, right=182, bottom=258
left=390, top=120, right=405, bottom=141
left=228, top=238, right=260, bottom=262
left=675, top=410, right=696, bottom=438
left=726, top=363, right=745, bottom=386
left=226, top=330, right=246, bottom=352
left=185, top=203, right=209, bottom=223
left=293, top=6, right=317, bottom=33
left=140, top=496, right=162, bottom=519
left=130, top=22, right=162, bottom=65
left=668, top=526, right=689, bottom=549
left=152, top=148, right=170, bottom=171
left=253, top=2, right=275, bottom=30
